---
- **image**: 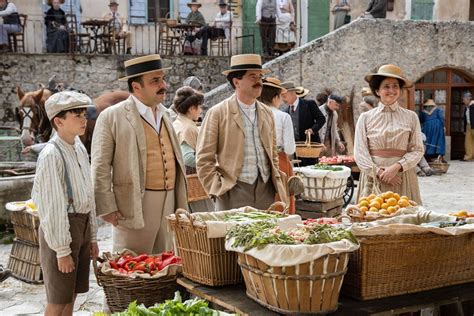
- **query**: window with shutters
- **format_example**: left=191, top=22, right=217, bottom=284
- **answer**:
left=129, top=0, right=147, bottom=24
left=148, top=0, right=170, bottom=22
left=411, top=0, right=434, bottom=20
left=308, top=0, right=329, bottom=41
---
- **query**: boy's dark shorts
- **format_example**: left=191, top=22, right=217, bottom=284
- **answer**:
left=39, top=213, right=91, bottom=304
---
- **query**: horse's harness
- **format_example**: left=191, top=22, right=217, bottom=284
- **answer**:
left=19, top=99, right=49, bottom=142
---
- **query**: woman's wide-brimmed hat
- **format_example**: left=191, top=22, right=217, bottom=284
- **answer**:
left=108, top=0, right=119, bottom=6
left=263, top=77, right=287, bottom=92
left=423, top=99, right=437, bottom=106
left=295, top=87, right=310, bottom=98
left=364, top=64, right=413, bottom=88
left=119, top=54, right=170, bottom=81
left=222, top=54, right=270, bottom=75
left=187, top=1, right=202, bottom=8
left=218, top=0, right=228, bottom=6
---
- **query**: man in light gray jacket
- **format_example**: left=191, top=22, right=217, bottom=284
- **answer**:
left=319, top=94, right=345, bottom=157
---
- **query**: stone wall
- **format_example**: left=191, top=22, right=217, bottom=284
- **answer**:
left=0, top=54, right=230, bottom=124
left=204, top=19, right=474, bottom=121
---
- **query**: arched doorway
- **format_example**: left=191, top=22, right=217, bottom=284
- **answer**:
left=408, top=68, right=474, bottom=160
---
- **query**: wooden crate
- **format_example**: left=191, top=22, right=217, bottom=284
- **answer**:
left=7, top=238, right=43, bottom=284
left=8, top=210, right=39, bottom=244
left=295, top=198, right=343, bottom=219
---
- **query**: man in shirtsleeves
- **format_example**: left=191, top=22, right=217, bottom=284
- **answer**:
left=196, top=54, right=288, bottom=211
left=91, top=55, right=188, bottom=254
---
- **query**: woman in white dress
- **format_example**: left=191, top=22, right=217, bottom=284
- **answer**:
left=274, top=0, right=296, bottom=55
left=258, top=77, right=296, bottom=213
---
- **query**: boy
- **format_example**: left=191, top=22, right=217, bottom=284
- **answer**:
left=32, top=91, right=99, bottom=316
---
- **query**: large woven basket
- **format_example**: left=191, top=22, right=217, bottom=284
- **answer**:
left=295, top=133, right=324, bottom=158
left=428, top=161, right=450, bottom=173
left=296, top=173, right=348, bottom=202
left=342, top=232, right=474, bottom=300
left=8, top=209, right=40, bottom=244
left=238, top=252, right=349, bottom=314
left=167, top=209, right=243, bottom=286
left=94, top=259, right=182, bottom=313
left=8, top=238, right=43, bottom=284
left=186, top=174, right=208, bottom=202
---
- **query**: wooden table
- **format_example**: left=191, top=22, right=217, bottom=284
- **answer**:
left=81, top=19, right=110, bottom=53
left=178, top=277, right=474, bottom=315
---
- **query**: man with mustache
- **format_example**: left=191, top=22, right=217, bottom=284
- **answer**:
left=196, top=54, right=288, bottom=211
left=91, top=55, right=188, bottom=255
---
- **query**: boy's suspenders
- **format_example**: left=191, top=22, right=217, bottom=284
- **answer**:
left=50, top=141, right=77, bottom=214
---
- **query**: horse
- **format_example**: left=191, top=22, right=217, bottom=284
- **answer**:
left=16, top=86, right=129, bottom=154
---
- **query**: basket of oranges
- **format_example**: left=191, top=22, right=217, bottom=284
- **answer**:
left=345, top=191, right=418, bottom=222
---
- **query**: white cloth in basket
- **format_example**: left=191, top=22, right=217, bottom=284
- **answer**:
left=225, top=239, right=359, bottom=267
left=294, top=165, right=351, bottom=179
left=351, top=211, right=472, bottom=236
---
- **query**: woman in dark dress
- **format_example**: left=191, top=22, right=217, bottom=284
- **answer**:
left=45, top=0, right=69, bottom=53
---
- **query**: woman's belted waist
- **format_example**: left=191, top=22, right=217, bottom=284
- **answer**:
left=370, top=148, right=407, bottom=158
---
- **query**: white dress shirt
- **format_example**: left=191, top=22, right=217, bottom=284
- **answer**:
left=271, top=107, right=296, bottom=155
left=131, top=95, right=163, bottom=132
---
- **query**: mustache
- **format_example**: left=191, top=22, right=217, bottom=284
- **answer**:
left=253, top=84, right=262, bottom=88
left=157, top=88, right=167, bottom=94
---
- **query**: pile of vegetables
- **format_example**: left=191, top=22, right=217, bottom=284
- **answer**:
left=223, top=211, right=285, bottom=222
left=227, top=222, right=358, bottom=251
left=94, top=291, right=233, bottom=315
left=303, top=218, right=338, bottom=226
left=311, top=164, right=344, bottom=172
left=106, top=251, right=181, bottom=275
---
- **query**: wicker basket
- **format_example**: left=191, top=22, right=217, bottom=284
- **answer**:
left=186, top=174, right=208, bottom=202
left=295, top=133, right=324, bottom=158
left=428, top=161, right=450, bottom=173
left=342, top=232, right=474, bottom=300
left=94, top=259, right=182, bottom=313
left=238, top=252, right=349, bottom=314
left=8, top=209, right=40, bottom=244
left=167, top=209, right=243, bottom=286
left=8, top=238, right=43, bottom=284
left=297, top=172, right=348, bottom=202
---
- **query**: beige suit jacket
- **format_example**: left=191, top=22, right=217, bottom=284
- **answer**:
left=91, top=96, right=188, bottom=229
left=196, top=94, right=288, bottom=204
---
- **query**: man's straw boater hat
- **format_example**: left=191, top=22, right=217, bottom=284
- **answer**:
left=295, top=87, right=310, bottom=98
left=263, top=77, right=286, bottom=92
left=423, top=99, right=437, bottom=106
left=119, top=54, right=170, bottom=81
left=108, top=0, right=119, bottom=6
left=222, top=54, right=270, bottom=75
left=187, top=0, right=202, bottom=8
left=364, top=64, right=413, bottom=88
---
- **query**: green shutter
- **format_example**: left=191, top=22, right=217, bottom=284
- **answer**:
left=411, top=0, right=434, bottom=20
left=308, top=0, right=329, bottom=41
left=242, top=0, right=262, bottom=54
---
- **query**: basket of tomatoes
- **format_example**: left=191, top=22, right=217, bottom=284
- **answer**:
left=94, top=250, right=183, bottom=313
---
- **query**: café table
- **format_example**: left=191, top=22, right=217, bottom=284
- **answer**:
left=169, top=23, right=201, bottom=55
left=81, top=19, right=111, bottom=54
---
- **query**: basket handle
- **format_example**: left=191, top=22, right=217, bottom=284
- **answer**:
left=92, top=257, right=104, bottom=287
left=345, top=205, right=364, bottom=219
left=175, top=208, right=195, bottom=227
left=305, top=130, right=312, bottom=148
left=266, top=201, right=289, bottom=215
left=336, top=214, right=353, bottom=224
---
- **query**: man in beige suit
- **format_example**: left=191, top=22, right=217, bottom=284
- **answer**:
left=196, top=54, right=288, bottom=211
left=91, top=54, right=188, bottom=254
left=102, top=0, right=132, bottom=54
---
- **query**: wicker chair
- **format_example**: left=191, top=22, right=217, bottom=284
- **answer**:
left=65, top=13, right=91, bottom=53
left=8, top=14, right=27, bottom=52
left=209, top=22, right=232, bottom=56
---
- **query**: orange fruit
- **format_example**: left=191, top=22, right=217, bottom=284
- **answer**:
left=374, top=197, right=384, bottom=205
left=387, top=206, right=397, bottom=214
left=398, top=199, right=410, bottom=208
left=359, top=200, right=369, bottom=208
left=367, top=194, right=376, bottom=201
left=387, top=198, right=397, bottom=207
left=395, top=205, right=401, bottom=210
left=359, top=206, right=369, bottom=213
left=369, top=201, right=381, bottom=210
left=400, top=195, right=409, bottom=201
left=369, top=207, right=378, bottom=213
left=379, top=209, right=390, bottom=215
left=393, top=193, right=401, bottom=200
left=381, top=203, right=389, bottom=210
left=358, top=197, right=369, bottom=203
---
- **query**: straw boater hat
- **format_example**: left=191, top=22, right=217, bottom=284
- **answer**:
left=47, top=0, right=65, bottom=5
left=263, top=77, right=287, bottom=93
left=364, top=64, right=413, bottom=88
left=295, top=87, right=310, bottom=98
left=280, top=81, right=299, bottom=91
left=119, top=55, right=170, bottom=81
left=187, top=0, right=202, bottom=8
left=108, top=0, right=119, bottom=6
left=423, top=99, right=437, bottom=106
left=222, top=54, right=270, bottom=75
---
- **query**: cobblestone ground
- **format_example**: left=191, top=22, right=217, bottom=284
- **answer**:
left=0, top=161, right=473, bottom=315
